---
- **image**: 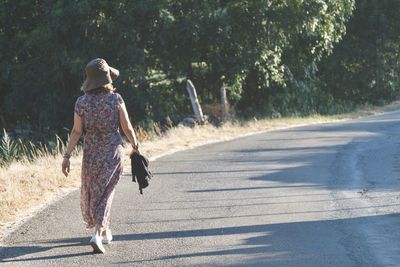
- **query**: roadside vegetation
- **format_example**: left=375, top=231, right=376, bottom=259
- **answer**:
left=2, top=100, right=400, bottom=239
left=0, top=130, right=73, bottom=167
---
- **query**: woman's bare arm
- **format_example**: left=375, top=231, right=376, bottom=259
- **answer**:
left=62, top=113, right=83, bottom=176
left=118, top=103, right=138, bottom=149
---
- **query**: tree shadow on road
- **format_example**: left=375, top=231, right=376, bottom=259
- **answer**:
left=111, top=214, right=399, bottom=266
left=222, top=119, right=400, bottom=192
left=2, top=214, right=399, bottom=266
left=1, top=200, right=399, bottom=264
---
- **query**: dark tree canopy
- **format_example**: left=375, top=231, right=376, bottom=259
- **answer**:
left=319, top=0, right=400, bottom=106
left=2, top=1, right=398, bottom=136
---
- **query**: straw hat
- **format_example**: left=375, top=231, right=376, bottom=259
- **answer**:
left=81, top=58, right=119, bottom=92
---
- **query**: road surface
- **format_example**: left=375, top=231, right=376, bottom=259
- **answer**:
left=1, top=111, right=400, bottom=266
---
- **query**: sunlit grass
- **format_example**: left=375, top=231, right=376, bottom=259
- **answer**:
left=0, top=130, right=80, bottom=167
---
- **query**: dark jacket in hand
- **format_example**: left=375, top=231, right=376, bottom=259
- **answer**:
left=130, top=152, right=153, bottom=194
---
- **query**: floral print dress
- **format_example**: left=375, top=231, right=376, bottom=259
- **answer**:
left=74, top=91, right=124, bottom=229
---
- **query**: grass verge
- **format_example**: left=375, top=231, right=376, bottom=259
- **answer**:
left=1, top=101, right=400, bottom=240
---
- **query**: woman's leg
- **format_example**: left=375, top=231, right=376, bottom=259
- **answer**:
left=95, top=224, right=104, bottom=235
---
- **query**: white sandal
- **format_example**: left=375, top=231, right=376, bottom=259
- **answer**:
left=102, top=229, right=113, bottom=244
left=90, top=231, right=106, bottom=253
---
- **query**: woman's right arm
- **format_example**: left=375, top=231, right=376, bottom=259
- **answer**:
left=118, top=103, right=139, bottom=152
left=61, top=112, right=83, bottom=176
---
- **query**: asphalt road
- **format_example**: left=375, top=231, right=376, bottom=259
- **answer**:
left=1, top=111, right=400, bottom=266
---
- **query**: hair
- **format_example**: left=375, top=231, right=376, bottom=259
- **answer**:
left=86, top=83, right=116, bottom=94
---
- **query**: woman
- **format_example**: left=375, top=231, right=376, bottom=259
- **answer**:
left=61, top=58, right=138, bottom=254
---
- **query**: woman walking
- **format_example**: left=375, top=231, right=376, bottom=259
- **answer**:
left=61, top=58, right=139, bottom=253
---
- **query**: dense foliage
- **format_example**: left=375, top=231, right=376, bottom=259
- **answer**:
left=319, top=0, right=400, bottom=106
left=1, top=0, right=398, bottom=138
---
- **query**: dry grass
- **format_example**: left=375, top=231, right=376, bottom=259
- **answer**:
left=0, top=156, right=81, bottom=236
left=1, top=101, right=400, bottom=239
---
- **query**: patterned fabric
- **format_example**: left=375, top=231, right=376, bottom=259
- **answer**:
left=74, top=91, right=125, bottom=229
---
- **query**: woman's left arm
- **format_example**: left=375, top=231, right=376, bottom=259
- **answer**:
left=62, top=112, right=83, bottom=176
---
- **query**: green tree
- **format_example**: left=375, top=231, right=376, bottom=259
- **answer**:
left=319, top=0, right=400, bottom=105
left=0, top=0, right=163, bottom=132
left=0, top=0, right=355, bottom=136
left=235, top=0, right=354, bottom=116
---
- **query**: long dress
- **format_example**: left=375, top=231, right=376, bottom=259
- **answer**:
left=74, top=91, right=124, bottom=229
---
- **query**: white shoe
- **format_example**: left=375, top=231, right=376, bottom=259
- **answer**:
left=90, top=232, right=106, bottom=253
left=102, top=229, right=113, bottom=244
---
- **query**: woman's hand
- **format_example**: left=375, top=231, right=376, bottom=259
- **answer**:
left=130, top=144, right=139, bottom=157
left=62, top=158, right=70, bottom=177
left=130, top=148, right=139, bottom=157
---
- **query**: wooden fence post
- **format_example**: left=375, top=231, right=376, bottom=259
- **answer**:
left=220, top=84, right=229, bottom=121
left=186, top=79, right=204, bottom=122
